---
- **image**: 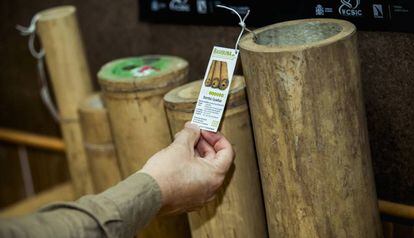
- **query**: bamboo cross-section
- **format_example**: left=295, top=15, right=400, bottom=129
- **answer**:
left=164, top=76, right=267, bottom=238
left=239, top=19, right=382, bottom=237
left=79, top=93, right=121, bottom=193
left=98, top=55, right=191, bottom=238
left=36, top=6, right=94, bottom=197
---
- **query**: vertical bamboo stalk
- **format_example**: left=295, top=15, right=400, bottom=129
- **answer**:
left=98, top=55, right=191, bottom=238
left=239, top=19, right=382, bottom=237
left=164, top=76, right=267, bottom=238
left=36, top=6, right=94, bottom=196
left=219, top=61, right=229, bottom=90
left=204, top=61, right=215, bottom=87
left=79, top=93, right=121, bottom=193
left=211, top=60, right=221, bottom=88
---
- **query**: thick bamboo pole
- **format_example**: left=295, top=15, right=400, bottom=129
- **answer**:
left=239, top=19, right=382, bottom=237
left=0, top=128, right=64, bottom=152
left=0, top=182, right=74, bottom=218
left=79, top=94, right=122, bottom=193
left=36, top=6, right=94, bottom=197
left=164, top=76, right=267, bottom=238
left=98, top=55, right=191, bottom=238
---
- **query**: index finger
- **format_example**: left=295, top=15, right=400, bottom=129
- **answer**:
left=201, top=130, right=235, bottom=173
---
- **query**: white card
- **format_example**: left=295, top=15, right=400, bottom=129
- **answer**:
left=191, top=46, right=239, bottom=132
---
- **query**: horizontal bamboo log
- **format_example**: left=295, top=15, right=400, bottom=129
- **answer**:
left=98, top=55, right=191, bottom=238
left=164, top=76, right=267, bottom=238
left=0, top=128, right=64, bottom=152
left=239, top=19, right=382, bottom=237
left=379, top=200, right=414, bottom=220
left=79, top=94, right=122, bottom=193
left=36, top=6, right=94, bottom=197
left=0, top=182, right=74, bottom=218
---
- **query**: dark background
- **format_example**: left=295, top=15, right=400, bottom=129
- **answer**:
left=0, top=0, right=413, bottom=207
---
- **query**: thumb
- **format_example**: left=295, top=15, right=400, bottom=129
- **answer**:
left=173, top=122, right=200, bottom=147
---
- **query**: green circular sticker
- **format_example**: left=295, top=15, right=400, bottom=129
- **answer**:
left=101, top=56, right=170, bottom=79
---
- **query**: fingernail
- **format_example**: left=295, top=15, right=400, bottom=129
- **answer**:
left=185, top=122, right=199, bottom=130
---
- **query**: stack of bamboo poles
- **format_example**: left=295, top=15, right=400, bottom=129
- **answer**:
left=204, top=60, right=229, bottom=90
left=6, top=5, right=411, bottom=237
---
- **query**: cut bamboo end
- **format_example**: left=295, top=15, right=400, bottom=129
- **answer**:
left=164, top=75, right=267, bottom=238
left=99, top=55, right=189, bottom=95
left=241, top=18, right=355, bottom=53
left=37, top=6, right=75, bottom=21
left=240, top=19, right=381, bottom=237
left=164, top=75, right=246, bottom=112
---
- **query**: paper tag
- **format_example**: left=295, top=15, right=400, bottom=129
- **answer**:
left=191, top=46, right=239, bottom=132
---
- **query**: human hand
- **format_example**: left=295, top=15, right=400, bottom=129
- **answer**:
left=140, top=122, right=234, bottom=215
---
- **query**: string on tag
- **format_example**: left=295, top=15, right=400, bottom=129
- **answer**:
left=16, top=15, right=61, bottom=123
left=216, top=5, right=257, bottom=49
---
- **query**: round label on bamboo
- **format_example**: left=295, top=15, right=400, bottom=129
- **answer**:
left=164, top=75, right=246, bottom=112
left=98, top=55, right=188, bottom=93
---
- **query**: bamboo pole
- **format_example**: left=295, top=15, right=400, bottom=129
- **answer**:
left=239, top=19, right=382, bottom=237
left=36, top=6, right=94, bottom=197
left=98, top=55, right=191, bottom=238
left=0, top=182, right=74, bottom=218
left=79, top=94, right=122, bottom=193
left=204, top=61, right=215, bottom=87
left=379, top=200, right=414, bottom=220
left=0, top=128, right=64, bottom=152
left=211, top=60, right=221, bottom=88
left=164, top=76, right=267, bottom=238
left=219, top=61, right=229, bottom=90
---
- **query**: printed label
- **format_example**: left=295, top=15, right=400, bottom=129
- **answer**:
left=191, top=46, right=239, bottom=132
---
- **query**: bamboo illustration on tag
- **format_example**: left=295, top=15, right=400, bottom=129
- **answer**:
left=204, top=60, right=229, bottom=91
left=219, top=61, right=229, bottom=90
left=205, top=61, right=214, bottom=87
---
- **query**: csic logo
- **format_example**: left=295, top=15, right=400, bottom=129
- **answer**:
left=339, top=0, right=363, bottom=17
left=315, top=4, right=325, bottom=16
left=169, top=0, right=191, bottom=12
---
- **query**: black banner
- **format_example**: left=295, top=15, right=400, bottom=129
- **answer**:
left=139, top=0, right=413, bottom=32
